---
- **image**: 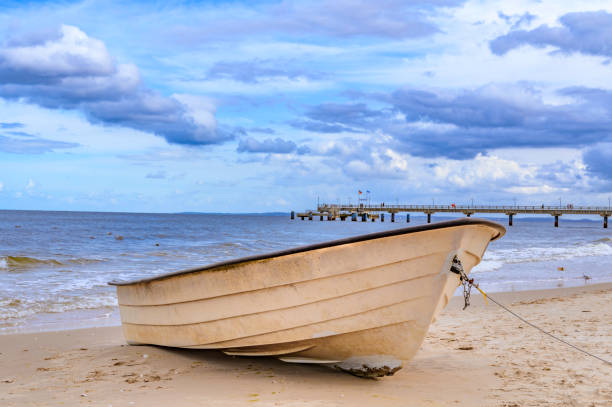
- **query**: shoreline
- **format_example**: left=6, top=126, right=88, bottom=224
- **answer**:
left=1, top=283, right=610, bottom=406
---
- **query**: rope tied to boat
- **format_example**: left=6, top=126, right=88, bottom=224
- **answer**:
left=450, top=256, right=612, bottom=367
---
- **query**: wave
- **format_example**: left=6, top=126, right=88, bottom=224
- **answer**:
left=66, top=258, right=104, bottom=265
left=0, top=256, right=62, bottom=269
left=0, top=292, right=117, bottom=321
left=0, top=255, right=103, bottom=270
left=592, top=237, right=611, bottom=243
left=473, top=241, right=612, bottom=273
left=473, top=259, right=505, bottom=273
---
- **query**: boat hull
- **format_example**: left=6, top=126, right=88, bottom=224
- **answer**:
left=110, top=219, right=504, bottom=377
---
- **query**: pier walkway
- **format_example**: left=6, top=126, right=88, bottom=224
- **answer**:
left=293, top=204, right=612, bottom=228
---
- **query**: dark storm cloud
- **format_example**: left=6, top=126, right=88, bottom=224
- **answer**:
left=0, top=25, right=234, bottom=146
left=207, top=60, right=323, bottom=84
left=490, top=11, right=612, bottom=57
left=291, top=85, right=612, bottom=159
left=0, top=135, right=78, bottom=154
left=237, top=137, right=297, bottom=154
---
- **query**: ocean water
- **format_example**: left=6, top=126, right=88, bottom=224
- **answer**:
left=1, top=210, right=611, bottom=333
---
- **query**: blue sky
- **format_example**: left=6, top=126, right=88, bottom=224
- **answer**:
left=1, top=0, right=612, bottom=212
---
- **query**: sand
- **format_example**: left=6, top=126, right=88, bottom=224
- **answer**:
left=1, top=283, right=611, bottom=407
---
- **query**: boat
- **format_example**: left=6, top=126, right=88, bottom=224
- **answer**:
left=109, top=218, right=505, bottom=377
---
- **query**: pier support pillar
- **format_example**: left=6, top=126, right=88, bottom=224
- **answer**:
left=361, top=213, right=367, bottom=222
left=508, top=214, right=513, bottom=226
left=406, top=213, right=410, bottom=223
left=320, top=215, right=323, bottom=221
left=291, top=211, right=295, bottom=220
left=308, top=214, right=312, bottom=221
left=466, top=213, right=471, bottom=217
left=381, top=213, right=384, bottom=222
left=391, top=212, right=395, bottom=222
left=554, top=215, right=559, bottom=227
left=371, top=216, right=375, bottom=222
left=427, top=213, right=431, bottom=223
left=341, top=216, right=346, bottom=221
left=604, top=215, right=608, bottom=229
left=351, top=213, right=357, bottom=221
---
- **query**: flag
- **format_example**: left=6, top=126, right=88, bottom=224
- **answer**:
left=358, top=190, right=362, bottom=194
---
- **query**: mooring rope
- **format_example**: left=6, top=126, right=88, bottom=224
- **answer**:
left=483, top=293, right=612, bottom=366
left=450, top=256, right=611, bottom=366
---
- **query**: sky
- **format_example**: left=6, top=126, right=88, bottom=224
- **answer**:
left=1, top=0, right=612, bottom=213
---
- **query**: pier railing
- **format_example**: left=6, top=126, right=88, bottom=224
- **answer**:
left=292, top=203, right=611, bottom=228
left=317, top=204, right=612, bottom=216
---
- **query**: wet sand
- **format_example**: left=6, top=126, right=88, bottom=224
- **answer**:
left=1, top=283, right=611, bottom=406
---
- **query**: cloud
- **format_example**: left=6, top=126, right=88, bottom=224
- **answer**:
left=0, top=25, right=234, bottom=146
left=5, top=130, right=34, bottom=137
left=504, top=185, right=562, bottom=195
left=289, top=119, right=358, bottom=133
left=535, top=160, right=588, bottom=189
left=0, top=122, right=24, bottom=129
left=307, top=102, right=384, bottom=126
left=270, top=0, right=463, bottom=39
left=237, top=137, right=297, bottom=154
left=290, top=84, right=612, bottom=159
left=248, top=127, right=276, bottom=135
left=0, top=134, right=78, bottom=154
left=490, top=11, right=612, bottom=57
left=583, top=142, right=612, bottom=180
left=497, top=11, right=536, bottom=30
left=207, top=59, right=323, bottom=84
left=146, top=170, right=166, bottom=179
left=172, top=0, right=465, bottom=42
left=289, top=102, right=383, bottom=133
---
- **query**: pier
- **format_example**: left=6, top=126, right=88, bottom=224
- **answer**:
left=293, top=204, right=612, bottom=228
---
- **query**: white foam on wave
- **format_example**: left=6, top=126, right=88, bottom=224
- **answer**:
left=60, top=274, right=112, bottom=291
left=0, top=257, right=7, bottom=269
left=472, top=259, right=505, bottom=273
left=473, top=241, right=612, bottom=273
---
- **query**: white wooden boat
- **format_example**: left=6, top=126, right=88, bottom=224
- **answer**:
left=109, top=218, right=504, bottom=377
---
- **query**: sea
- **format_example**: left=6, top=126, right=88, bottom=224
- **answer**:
left=1, top=210, right=611, bottom=334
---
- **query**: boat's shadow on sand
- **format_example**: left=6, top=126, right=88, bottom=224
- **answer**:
left=155, top=345, right=378, bottom=381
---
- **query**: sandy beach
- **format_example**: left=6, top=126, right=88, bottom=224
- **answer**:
left=1, top=283, right=610, bottom=407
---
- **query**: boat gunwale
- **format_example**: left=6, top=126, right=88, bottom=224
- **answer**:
left=108, top=218, right=505, bottom=286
